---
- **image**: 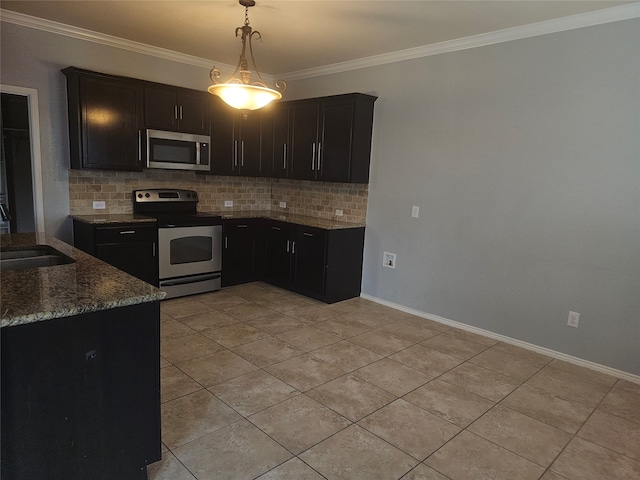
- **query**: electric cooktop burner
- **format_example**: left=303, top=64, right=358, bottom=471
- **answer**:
left=132, top=189, right=222, bottom=227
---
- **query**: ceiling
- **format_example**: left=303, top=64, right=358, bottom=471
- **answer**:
left=1, top=1, right=633, bottom=75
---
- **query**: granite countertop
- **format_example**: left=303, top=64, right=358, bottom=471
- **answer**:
left=70, top=213, right=157, bottom=225
left=1, top=233, right=166, bottom=328
left=208, top=210, right=366, bottom=230
left=71, top=210, right=365, bottom=230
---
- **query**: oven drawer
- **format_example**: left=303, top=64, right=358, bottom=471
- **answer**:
left=95, top=225, right=157, bottom=244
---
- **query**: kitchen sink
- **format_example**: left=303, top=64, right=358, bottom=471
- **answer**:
left=0, top=245, right=75, bottom=272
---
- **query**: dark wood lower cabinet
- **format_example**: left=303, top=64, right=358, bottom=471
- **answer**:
left=222, top=218, right=263, bottom=287
left=262, top=220, right=365, bottom=303
left=291, top=226, right=327, bottom=296
left=263, top=220, right=294, bottom=287
left=73, top=220, right=158, bottom=286
left=1, top=302, right=161, bottom=480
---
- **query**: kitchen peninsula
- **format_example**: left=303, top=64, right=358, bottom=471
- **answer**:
left=1, top=232, right=165, bottom=480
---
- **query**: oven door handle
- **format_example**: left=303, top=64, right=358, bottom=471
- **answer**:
left=161, top=273, right=221, bottom=287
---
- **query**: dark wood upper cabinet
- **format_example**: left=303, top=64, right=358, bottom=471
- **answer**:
left=286, top=93, right=377, bottom=183
left=143, top=86, right=210, bottom=135
left=63, top=66, right=375, bottom=180
left=269, top=104, right=290, bottom=178
left=63, top=67, right=144, bottom=171
left=290, top=102, right=321, bottom=181
left=210, top=99, right=268, bottom=177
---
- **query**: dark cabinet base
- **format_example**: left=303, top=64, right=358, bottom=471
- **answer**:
left=261, top=220, right=365, bottom=304
left=73, top=220, right=159, bottom=286
left=1, top=302, right=161, bottom=480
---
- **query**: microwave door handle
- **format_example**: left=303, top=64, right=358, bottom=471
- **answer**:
left=196, top=141, right=201, bottom=165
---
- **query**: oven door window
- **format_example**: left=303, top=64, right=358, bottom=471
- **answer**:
left=170, top=236, right=212, bottom=264
left=158, top=225, right=222, bottom=279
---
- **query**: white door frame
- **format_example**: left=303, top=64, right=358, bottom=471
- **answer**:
left=1, top=84, right=46, bottom=233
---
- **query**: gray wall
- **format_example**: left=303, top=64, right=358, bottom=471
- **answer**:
left=286, top=20, right=640, bottom=375
left=0, top=22, right=216, bottom=241
left=1, top=18, right=638, bottom=374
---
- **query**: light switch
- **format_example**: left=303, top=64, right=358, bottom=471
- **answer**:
left=411, top=206, right=420, bottom=218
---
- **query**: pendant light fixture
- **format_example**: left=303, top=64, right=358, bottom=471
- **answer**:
left=208, top=0, right=286, bottom=111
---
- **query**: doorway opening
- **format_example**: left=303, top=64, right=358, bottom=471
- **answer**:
left=0, top=85, right=45, bottom=233
left=1, top=93, right=35, bottom=233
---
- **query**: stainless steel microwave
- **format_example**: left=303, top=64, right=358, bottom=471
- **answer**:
left=145, top=129, right=210, bottom=172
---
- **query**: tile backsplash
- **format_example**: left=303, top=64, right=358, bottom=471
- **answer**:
left=68, top=170, right=368, bottom=224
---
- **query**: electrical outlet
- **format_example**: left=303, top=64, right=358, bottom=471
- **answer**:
left=335, top=209, right=343, bottom=217
left=383, top=252, right=396, bottom=269
left=567, top=311, right=580, bottom=328
left=279, top=201, right=286, bottom=208
left=411, top=205, right=420, bottom=218
left=224, top=200, right=233, bottom=207
left=92, top=201, right=106, bottom=210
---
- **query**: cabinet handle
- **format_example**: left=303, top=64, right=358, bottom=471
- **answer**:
left=138, top=130, right=142, bottom=164
left=224, top=236, right=228, bottom=249
left=311, top=143, right=316, bottom=171
left=303, top=232, right=314, bottom=237
left=233, top=140, right=238, bottom=168
left=292, top=241, right=296, bottom=254
left=179, top=105, right=183, bottom=120
left=236, top=224, right=248, bottom=228
left=317, top=142, right=322, bottom=171
left=271, top=226, right=281, bottom=231
left=152, top=242, right=156, bottom=257
left=174, top=105, right=179, bottom=120
left=119, top=230, right=136, bottom=235
left=283, top=144, right=287, bottom=170
left=241, top=140, right=245, bottom=167
left=286, top=240, right=290, bottom=252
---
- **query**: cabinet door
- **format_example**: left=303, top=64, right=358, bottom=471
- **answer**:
left=270, top=104, right=290, bottom=178
left=237, top=112, right=262, bottom=176
left=292, top=226, right=326, bottom=295
left=178, top=91, right=210, bottom=135
left=144, top=87, right=210, bottom=134
left=1, top=314, right=105, bottom=479
left=144, top=86, right=178, bottom=131
left=72, top=73, right=144, bottom=171
left=1, top=303, right=161, bottom=480
left=263, top=222, right=292, bottom=286
left=290, top=102, right=319, bottom=180
left=318, top=101, right=354, bottom=182
left=96, top=241, right=158, bottom=286
left=210, top=98, right=236, bottom=175
left=93, top=225, right=158, bottom=285
left=223, top=220, right=261, bottom=286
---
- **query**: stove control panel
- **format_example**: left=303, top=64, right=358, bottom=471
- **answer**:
left=134, top=189, right=198, bottom=203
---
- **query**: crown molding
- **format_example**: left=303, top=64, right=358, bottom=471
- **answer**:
left=281, top=2, right=640, bottom=80
left=2, top=3, right=638, bottom=82
left=0, top=8, right=235, bottom=72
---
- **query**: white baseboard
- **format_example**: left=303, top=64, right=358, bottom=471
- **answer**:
left=360, top=293, right=640, bottom=385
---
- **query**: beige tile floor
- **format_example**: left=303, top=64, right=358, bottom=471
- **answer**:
left=147, top=282, right=640, bottom=480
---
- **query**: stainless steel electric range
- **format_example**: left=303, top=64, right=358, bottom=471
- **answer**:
left=133, top=189, right=222, bottom=299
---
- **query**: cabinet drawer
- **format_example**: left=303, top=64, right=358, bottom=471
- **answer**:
left=94, top=225, right=156, bottom=244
